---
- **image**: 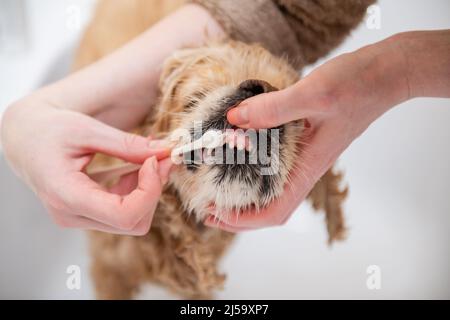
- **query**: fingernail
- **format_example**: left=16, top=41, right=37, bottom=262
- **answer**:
left=158, top=160, right=173, bottom=185
left=228, top=106, right=249, bottom=125
left=149, top=156, right=158, bottom=171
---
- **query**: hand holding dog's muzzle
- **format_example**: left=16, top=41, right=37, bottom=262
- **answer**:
left=212, top=34, right=423, bottom=232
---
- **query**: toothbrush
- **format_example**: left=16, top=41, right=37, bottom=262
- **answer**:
left=88, top=130, right=225, bottom=184
left=88, top=163, right=143, bottom=184
left=171, top=130, right=225, bottom=157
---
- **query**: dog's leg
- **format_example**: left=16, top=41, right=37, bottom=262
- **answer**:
left=89, top=232, right=140, bottom=299
left=91, top=258, right=137, bottom=300
left=308, top=167, right=348, bottom=244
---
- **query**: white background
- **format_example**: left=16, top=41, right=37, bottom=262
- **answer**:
left=0, top=0, right=449, bottom=299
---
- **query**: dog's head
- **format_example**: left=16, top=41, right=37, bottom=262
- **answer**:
left=153, top=41, right=303, bottom=220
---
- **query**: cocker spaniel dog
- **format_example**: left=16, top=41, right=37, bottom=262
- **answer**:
left=75, top=0, right=349, bottom=299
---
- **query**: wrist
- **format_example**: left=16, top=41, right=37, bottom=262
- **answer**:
left=344, top=35, right=412, bottom=121
left=0, top=100, right=31, bottom=172
left=392, top=30, right=450, bottom=98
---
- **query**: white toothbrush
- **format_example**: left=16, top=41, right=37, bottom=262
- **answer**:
left=88, top=130, right=226, bottom=184
left=171, top=130, right=225, bottom=157
left=88, top=163, right=143, bottom=184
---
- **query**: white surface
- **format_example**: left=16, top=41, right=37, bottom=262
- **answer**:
left=0, top=0, right=449, bottom=299
left=0, top=0, right=96, bottom=114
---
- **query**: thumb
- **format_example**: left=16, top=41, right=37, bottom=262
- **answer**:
left=84, top=118, right=171, bottom=164
left=64, top=156, right=164, bottom=229
left=227, top=82, right=317, bottom=129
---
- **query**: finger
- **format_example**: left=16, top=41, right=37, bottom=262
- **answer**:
left=158, top=158, right=174, bottom=185
left=60, top=156, right=163, bottom=230
left=207, top=160, right=311, bottom=229
left=204, top=216, right=252, bottom=233
left=227, top=82, right=320, bottom=129
left=83, top=117, right=172, bottom=163
left=55, top=213, right=152, bottom=236
left=209, top=201, right=293, bottom=229
left=107, top=158, right=172, bottom=195
left=108, top=171, right=138, bottom=195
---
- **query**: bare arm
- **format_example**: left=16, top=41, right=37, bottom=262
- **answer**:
left=398, top=30, right=450, bottom=98
left=38, top=4, right=225, bottom=129
left=191, top=0, right=375, bottom=68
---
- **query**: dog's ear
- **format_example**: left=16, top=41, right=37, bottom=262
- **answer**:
left=153, top=48, right=207, bottom=134
left=159, top=48, right=207, bottom=99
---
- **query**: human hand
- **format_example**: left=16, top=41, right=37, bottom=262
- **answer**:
left=204, top=33, right=418, bottom=232
left=1, top=101, right=173, bottom=235
left=0, top=4, right=225, bottom=235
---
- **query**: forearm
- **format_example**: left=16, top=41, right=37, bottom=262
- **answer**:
left=34, top=4, right=224, bottom=129
left=396, top=30, right=450, bottom=99
left=342, top=30, right=450, bottom=124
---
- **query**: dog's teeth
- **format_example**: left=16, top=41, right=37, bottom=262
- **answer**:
left=224, top=131, right=232, bottom=143
left=235, top=133, right=245, bottom=150
left=245, top=140, right=253, bottom=152
left=203, top=148, right=214, bottom=164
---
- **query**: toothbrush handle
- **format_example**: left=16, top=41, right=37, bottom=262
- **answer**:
left=88, top=163, right=142, bottom=184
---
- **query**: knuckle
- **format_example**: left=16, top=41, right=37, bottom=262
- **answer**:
left=278, top=213, right=292, bottom=226
left=131, top=223, right=151, bottom=236
left=40, top=190, right=66, bottom=213
left=122, top=133, right=139, bottom=154
left=271, top=214, right=287, bottom=227
left=109, top=197, right=144, bottom=231
left=117, top=219, right=136, bottom=231
left=133, top=217, right=152, bottom=236
left=53, top=216, right=72, bottom=228
left=116, top=214, right=141, bottom=231
left=132, top=230, right=147, bottom=237
left=276, top=219, right=287, bottom=227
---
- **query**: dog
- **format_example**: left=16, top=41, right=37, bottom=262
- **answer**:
left=75, top=0, right=347, bottom=299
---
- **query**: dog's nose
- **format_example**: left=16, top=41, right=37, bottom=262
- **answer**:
left=238, top=79, right=277, bottom=97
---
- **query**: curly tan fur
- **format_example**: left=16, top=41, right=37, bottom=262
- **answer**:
left=76, top=0, right=353, bottom=299
left=89, top=188, right=234, bottom=299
